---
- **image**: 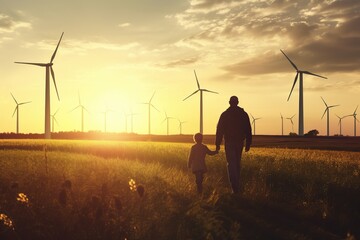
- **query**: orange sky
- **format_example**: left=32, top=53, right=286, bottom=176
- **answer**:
left=1, top=0, right=359, bottom=136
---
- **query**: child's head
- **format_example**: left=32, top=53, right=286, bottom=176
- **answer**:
left=193, top=133, right=203, bottom=143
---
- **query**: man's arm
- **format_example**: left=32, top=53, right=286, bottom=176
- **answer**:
left=244, top=112, right=252, bottom=152
left=215, top=113, right=224, bottom=151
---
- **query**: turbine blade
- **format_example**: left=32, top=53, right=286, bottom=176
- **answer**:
left=149, top=91, right=156, bottom=103
left=10, top=93, right=18, bottom=104
left=19, top=101, right=31, bottom=105
left=287, top=72, right=298, bottom=101
left=71, top=105, right=81, bottom=112
left=202, top=89, right=219, bottom=94
left=151, top=104, right=160, bottom=112
left=302, top=71, right=327, bottom=79
left=12, top=106, right=17, bottom=117
left=14, top=62, right=48, bottom=67
left=50, top=66, right=60, bottom=101
left=321, top=109, right=327, bottom=119
left=280, top=49, right=298, bottom=71
left=183, top=90, right=199, bottom=101
left=54, top=108, right=60, bottom=116
left=321, top=96, right=328, bottom=107
left=354, top=105, right=358, bottom=114
left=291, top=114, right=295, bottom=119
left=194, top=70, right=201, bottom=89
left=329, top=105, right=339, bottom=108
left=50, top=32, right=64, bottom=63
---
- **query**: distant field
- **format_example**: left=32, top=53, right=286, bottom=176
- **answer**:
left=1, top=133, right=359, bottom=152
left=0, top=139, right=359, bottom=239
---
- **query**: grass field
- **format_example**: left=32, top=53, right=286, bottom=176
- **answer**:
left=1, top=139, right=359, bottom=239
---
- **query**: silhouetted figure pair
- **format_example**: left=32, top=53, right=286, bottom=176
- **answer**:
left=216, top=96, right=252, bottom=194
left=188, top=133, right=218, bottom=193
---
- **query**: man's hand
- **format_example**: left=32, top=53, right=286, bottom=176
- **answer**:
left=245, top=145, right=250, bottom=152
left=216, top=145, right=220, bottom=152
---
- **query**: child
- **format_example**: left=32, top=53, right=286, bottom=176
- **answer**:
left=188, top=133, right=218, bottom=193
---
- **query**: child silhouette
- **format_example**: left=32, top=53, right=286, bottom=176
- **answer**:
left=188, top=133, right=218, bottom=193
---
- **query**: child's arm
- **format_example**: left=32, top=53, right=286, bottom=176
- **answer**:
left=206, top=146, right=218, bottom=156
left=188, top=149, right=193, bottom=168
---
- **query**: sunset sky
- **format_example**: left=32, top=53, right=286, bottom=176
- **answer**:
left=1, top=0, right=359, bottom=136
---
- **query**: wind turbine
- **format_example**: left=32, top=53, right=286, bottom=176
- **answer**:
left=321, top=97, right=339, bottom=136
left=162, top=112, right=175, bottom=135
left=51, top=108, right=60, bottom=133
left=178, top=119, right=186, bottom=135
left=125, top=109, right=137, bottom=133
left=102, top=109, right=113, bottom=133
left=250, top=114, right=261, bottom=136
left=280, top=113, right=284, bottom=135
left=183, top=70, right=218, bottom=134
left=286, top=114, right=296, bottom=132
left=15, top=32, right=64, bottom=139
left=347, top=106, right=359, bottom=137
left=141, top=91, right=159, bottom=135
left=281, top=49, right=327, bottom=136
left=11, top=93, right=31, bottom=134
left=71, top=92, right=89, bottom=132
left=335, top=114, right=348, bottom=136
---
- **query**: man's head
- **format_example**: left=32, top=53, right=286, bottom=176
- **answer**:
left=229, top=96, right=239, bottom=106
left=193, top=133, right=203, bottom=143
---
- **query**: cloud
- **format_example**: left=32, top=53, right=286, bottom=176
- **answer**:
left=25, top=38, right=140, bottom=53
left=0, top=13, right=31, bottom=33
left=118, top=22, right=131, bottom=28
left=158, top=56, right=201, bottom=68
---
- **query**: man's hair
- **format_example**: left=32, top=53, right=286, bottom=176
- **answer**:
left=229, top=96, right=239, bottom=106
left=193, top=133, right=203, bottom=143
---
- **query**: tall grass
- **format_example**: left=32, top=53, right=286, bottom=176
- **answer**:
left=0, top=139, right=359, bottom=239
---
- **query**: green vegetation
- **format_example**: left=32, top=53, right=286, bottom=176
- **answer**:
left=1, top=140, right=359, bottom=239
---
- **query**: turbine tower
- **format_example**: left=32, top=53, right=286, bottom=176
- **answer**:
left=11, top=93, right=31, bottom=134
left=347, top=106, right=359, bottom=137
left=178, top=119, right=186, bottom=135
left=183, top=70, right=218, bottom=134
left=335, top=114, right=348, bottom=136
left=250, top=114, right=261, bottom=136
left=280, top=113, right=284, bottom=135
left=142, top=91, right=159, bottom=135
left=281, top=49, right=327, bottom=136
left=321, top=97, right=339, bottom=136
left=71, top=92, right=89, bottom=132
left=286, top=114, right=296, bottom=132
left=162, top=112, right=175, bottom=135
left=102, top=109, right=113, bottom=133
left=15, top=32, right=64, bottom=139
left=125, top=109, right=137, bottom=133
left=51, top=108, right=60, bottom=133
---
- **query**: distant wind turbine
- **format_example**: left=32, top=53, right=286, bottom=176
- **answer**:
left=51, top=108, right=60, bottom=133
left=347, top=106, right=359, bottom=137
left=125, top=110, right=137, bottom=133
left=15, top=32, right=64, bottom=139
left=321, top=97, right=339, bottom=136
left=281, top=49, right=327, bottom=136
left=250, top=114, right=261, bottom=136
left=11, top=93, right=31, bottom=134
left=71, top=92, right=89, bottom=132
left=286, top=114, right=296, bottom=132
left=183, top=70, right=218, bottom=134
left=280, top=113, right=284, bottom=135
left=335, top=114, right=348, bottom=136
left=142, top=91, right=159, bottom=135
left=178, top=119, right=186, bottom=135
left=102, top=109, right=113, bottom=133
left=162, top=112, right=175, bottom=135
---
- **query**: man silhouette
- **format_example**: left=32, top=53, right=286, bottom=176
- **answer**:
left=215, top=96, right=252, bottom=194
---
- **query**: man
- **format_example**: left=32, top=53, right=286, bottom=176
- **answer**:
left=215, top=96, right=252, bottom=194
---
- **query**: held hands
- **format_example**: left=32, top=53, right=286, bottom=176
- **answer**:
left=216, top=145, right=220, bottom=152
left=245, top=145, right=250, bottom=152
